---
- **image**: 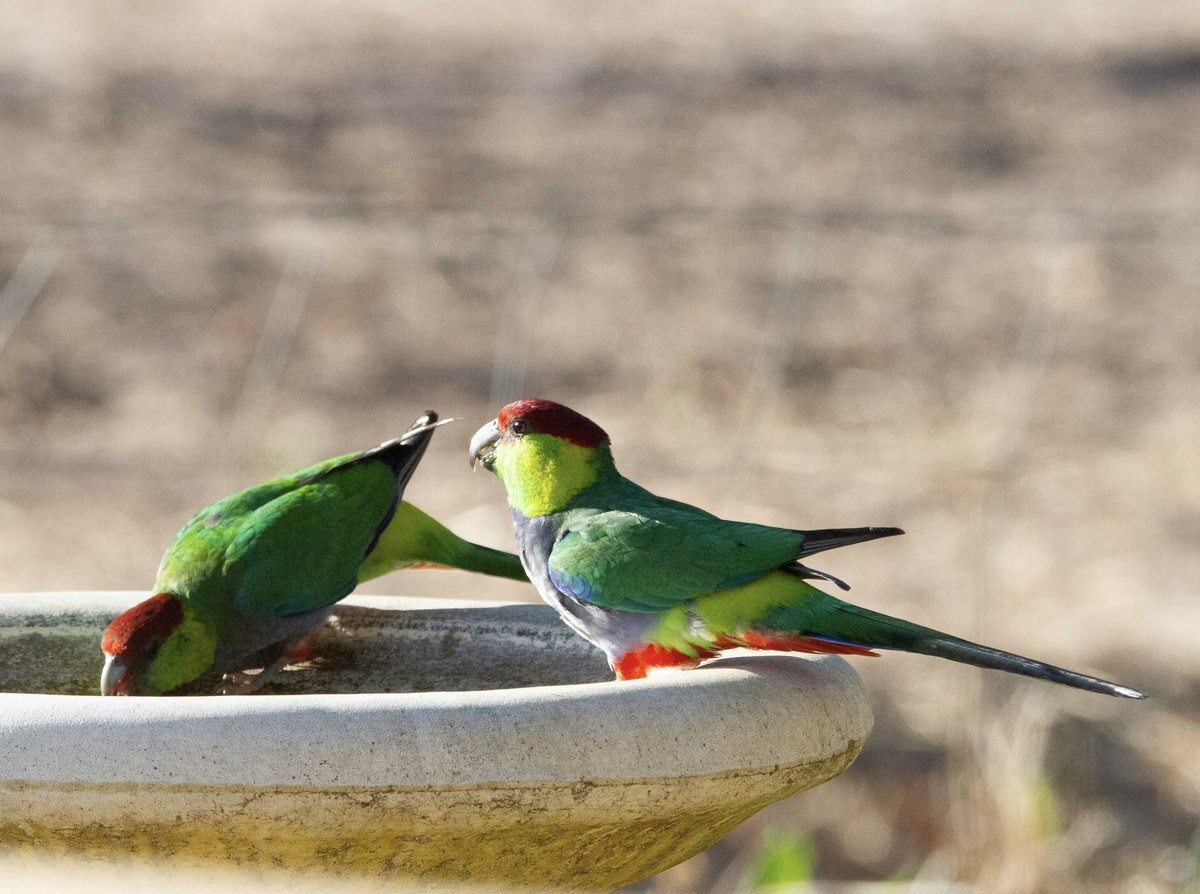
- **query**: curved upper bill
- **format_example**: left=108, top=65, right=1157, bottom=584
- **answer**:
left=100, top=653, right=128, bottom=696
left=469, top=419, right=501, bottom=470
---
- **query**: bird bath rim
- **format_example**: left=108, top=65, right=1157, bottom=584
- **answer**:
left=0, top=591, right=873, bottom=890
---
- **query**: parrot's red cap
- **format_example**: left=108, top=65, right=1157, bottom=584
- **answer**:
left=497, top=399, right=609, bottom=448
left=102, top=592, right=183, bottom=656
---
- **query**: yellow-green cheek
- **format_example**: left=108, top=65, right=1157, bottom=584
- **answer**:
left=494, top=436, right=600, bottom=517
left=147, top=616, right=219, bottom=693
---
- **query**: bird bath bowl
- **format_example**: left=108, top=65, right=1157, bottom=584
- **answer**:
left=0, top=592, right=872, bottom=891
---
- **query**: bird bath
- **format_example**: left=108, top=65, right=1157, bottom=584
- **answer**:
left=0, top=592, right=872, bottom=891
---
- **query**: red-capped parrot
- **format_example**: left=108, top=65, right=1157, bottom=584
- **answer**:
left=468, top=399, right=1143, bottom=698
left=101, top=411, right=525, bottom=695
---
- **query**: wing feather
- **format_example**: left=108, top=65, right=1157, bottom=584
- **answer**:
left=225, top=461, right=398, bottom=618
left=547, top=502, right=803, bottom=613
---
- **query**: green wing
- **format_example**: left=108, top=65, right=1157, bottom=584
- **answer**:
left=224, top=459, right=397, bottom=618
left=547, top=498, right=804, bottom=613
left=155, top=450, right=398, bottom=619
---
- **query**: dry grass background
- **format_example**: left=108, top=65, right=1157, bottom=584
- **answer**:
left=1, top=2, right=1198, bottom=891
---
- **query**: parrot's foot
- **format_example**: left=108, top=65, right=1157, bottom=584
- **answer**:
left=218, top=670, right=271, bottom=695
left=218, top=654, right=291, bottom=695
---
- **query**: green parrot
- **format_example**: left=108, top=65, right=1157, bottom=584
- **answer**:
left=469, top=399, right=1144, bottom=698
left=101, top=411, right=526, bottom=696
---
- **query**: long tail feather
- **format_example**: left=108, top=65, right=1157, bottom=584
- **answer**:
left=451, top=540, right=528, bottom=582
left=784, top=598, right=1145, bottom=699
left=361, top=410, right=440, bottom=489
left=795, top=526, right=904, bottom=558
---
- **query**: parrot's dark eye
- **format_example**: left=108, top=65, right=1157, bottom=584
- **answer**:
left=509, top=418, right=528, bottom=436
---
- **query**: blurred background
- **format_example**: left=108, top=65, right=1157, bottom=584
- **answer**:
left=1, top=1, right=1198, bottom=891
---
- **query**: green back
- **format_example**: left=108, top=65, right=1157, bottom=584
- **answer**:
left=155, top=451, right=397, bottom=621
left=546, top=474, right=805, bottom=612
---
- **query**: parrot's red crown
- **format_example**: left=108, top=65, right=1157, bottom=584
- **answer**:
left=102, top=592, right=183, bottom=656
left=498, top=399, right=609, bottom=448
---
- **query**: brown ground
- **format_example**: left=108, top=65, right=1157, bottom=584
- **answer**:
left=1, top=2, right=1198, bottom=891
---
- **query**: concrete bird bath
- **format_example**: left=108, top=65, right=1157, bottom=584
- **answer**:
left=0, top=592, right=872, bottom=891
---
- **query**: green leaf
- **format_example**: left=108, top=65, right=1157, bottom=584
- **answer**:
left=744, top=830, right=817, bottom=889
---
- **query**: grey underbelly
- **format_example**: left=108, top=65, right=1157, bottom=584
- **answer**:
left=513, top=511, right=655, bottom=661
left=213, top=606, right=333, bottom=672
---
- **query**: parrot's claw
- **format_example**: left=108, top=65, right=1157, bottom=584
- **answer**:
left=218, top=653, right=291, bottom=695
left=217, top=670, right=270, bottom=695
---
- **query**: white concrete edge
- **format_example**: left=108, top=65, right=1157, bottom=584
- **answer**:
left=0, top=592, right=873, bottom=789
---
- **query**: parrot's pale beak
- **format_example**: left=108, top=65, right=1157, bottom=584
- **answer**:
left=469, top=419, right=501, bottom=470
left=100, top=653, right=130, bottom=696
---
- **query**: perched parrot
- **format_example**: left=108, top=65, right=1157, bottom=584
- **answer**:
left=469, top=399, right=1144, bottom=698
left=101, top=411, right=526, bottom=696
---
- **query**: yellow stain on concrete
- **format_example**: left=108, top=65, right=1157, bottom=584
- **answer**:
left=1, top=740, right=862, bottom=891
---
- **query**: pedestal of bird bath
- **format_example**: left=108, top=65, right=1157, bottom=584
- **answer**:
left=0, top=593, right=872, bottom=891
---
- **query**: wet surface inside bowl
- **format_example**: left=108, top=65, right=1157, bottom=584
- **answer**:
left=0, top=599, right=612, bottom=695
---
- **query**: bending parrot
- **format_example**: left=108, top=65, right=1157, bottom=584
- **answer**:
left=101, top=411, right=526, bottom=696
left=469, top=399, right=1144, bottom=698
